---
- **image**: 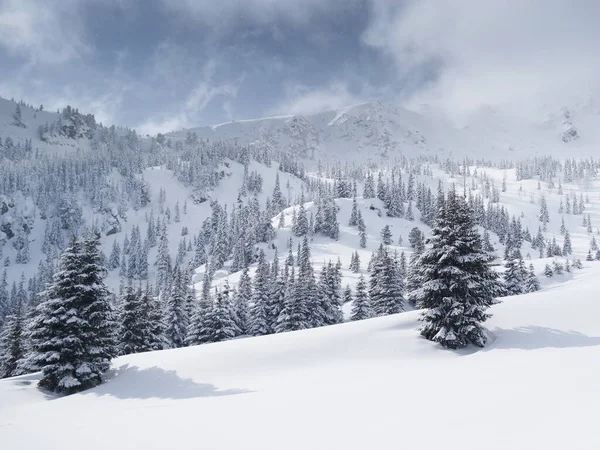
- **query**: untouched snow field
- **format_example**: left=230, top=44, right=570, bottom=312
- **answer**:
left=2, top=264, right=600, bottom=450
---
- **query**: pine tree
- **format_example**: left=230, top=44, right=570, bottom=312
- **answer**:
left=248, top=250, right=270, bottom=336
left=544, top=263, right=554, bottom=277
left=317, top=261, right=343, bottom=325
left=0, top=299, right=26, bottom=378
left=369, top=245, right=405, bottom=316
left=266, top=253, right=285, bottom=333
left=504, top=257, right=524, bottom=295
left=201, top=283, right=240, bottom=343
left=349, top=196, right=359, bottom=226
left=563, top=230, right=572, bottom=255
left=277, top=238, right=314, bottom=331
left=118, top=281, right=148, bottom=355
left=108, top=239, right=121, bottom=269
left=142, top=285, right=166, bottom=351
left=524, top=264, right=540, bottom=293
left=292, top=202, right=309, bottom=237
left=410, top=190, right=500, bottom=349
left=276, top=266, right=308, bottom=332
left=552, top=260, right=564, bottom=275
left=358, top=211, right=367, bottom=248
left=408, top=227, right=425, bottom=251
left=155, top=226, right=172, bottom=295
left=539, top=195, right=550, bottom=230
left=349, top=251, right=361, bottom=273
left=350, top=275, right=371, bottom=321
left=233, top=267, right=252, bottom=334
left=174, top=201, right=181, bottom=223
left=343, top=284, right=353, bottom=304
left=380, top=225, right=393, bottom=245
left=25, top=236, right=117, bottom=394
left=164, top=268, right=189, bottom=348
left=12, top=104, right=25, bottom=127
left=363, top=173, right=375, bottom=198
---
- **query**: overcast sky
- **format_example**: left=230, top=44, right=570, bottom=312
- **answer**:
left=1, top=0, right=599, bottom=134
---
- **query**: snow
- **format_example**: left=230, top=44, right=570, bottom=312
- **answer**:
left=1, top=262, right=599, bottom=449
left=3, top=95, right=600, bottom=448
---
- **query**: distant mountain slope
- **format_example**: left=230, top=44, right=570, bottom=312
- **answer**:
left=169, top=100, right=600, bottom=163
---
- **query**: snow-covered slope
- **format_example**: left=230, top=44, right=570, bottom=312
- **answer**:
left=2, top=263, right=599, bottom=450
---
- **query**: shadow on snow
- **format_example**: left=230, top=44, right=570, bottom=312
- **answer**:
left=85, top=364, right=253, bottom=400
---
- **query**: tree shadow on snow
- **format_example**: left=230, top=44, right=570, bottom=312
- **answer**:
left=483, top=326, right=600, bottom=352
left=85, top=365, right=253, bottom=400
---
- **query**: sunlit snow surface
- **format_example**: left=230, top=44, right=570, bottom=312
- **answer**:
left=1, top=263, right=599, bottom=450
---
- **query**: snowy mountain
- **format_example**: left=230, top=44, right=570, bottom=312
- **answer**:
left=169, top=100, right=600, bottom=163
left=1, top=93, right=600, bottom=450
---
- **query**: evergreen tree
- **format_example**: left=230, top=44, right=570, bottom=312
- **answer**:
left=142, top=284, right=166, bottom=351
left=233, top=267, right=252, bottom=334
left=0, top=299, right=26, bottom=378
left=343, top=284, right=353, bottom=304
left=276, top=266, right=308, bottom=332
left=350, top=275, right=371, bottom=321
left=248, top=250, right=270, bottom=336
left=349, top=196, right=359, bottom=226
left=369, top=245, right=405, bottom=316
left=164, top=268, right=189, bottom=348
left=266, top=253, right=285, bottom=333
left=118, top=281, right=148, bottom=355
left=292, top=202, right=309, bottom=237
left=380, top=225, right=393, bottom=245
left=25, top=236, right=117, bottom=394
left=563, top=230, right=572, bottom=255
left=504, top=257, right=525, bottom=295
left=317, top=261, right=343, bottom=325
left=349, top=251, right=361, bottom=273
left=201, top=284, right=240, bottom=343
left=524, top=264, right=541, bottom=293
left=539, top=196, right=550, bottom=230
left=12, top=104, right=24, bottom=127
left=544, top=263, right=554, bottom=277
left=155, top=225, right=172, bottom=295
left=358, top=211, right=367, bottom=248
left=408, top=227, right=425, bottom=251
left=108, top=240, right=121, bottom=269
left=409, top=190, right=500, bottom=349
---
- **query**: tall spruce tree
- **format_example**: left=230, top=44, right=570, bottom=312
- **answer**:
left=0, top=299, right=26, bottom=378
left=201, top=283, right=240, bottom=343
left=369, top=245, right=405, bottom=316
left=248, top=250, right=270, bottom=336
left=164, top=267, right=189, bottom=348
left=410, top=190, right=500, bottom=349
left=25, top=236, right=117, bottom=394
left=118, top=281, right=150, bottom=355
left=350, top=275, right=371, bottom=321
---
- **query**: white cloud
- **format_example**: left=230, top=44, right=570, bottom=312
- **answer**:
left=363, top=0, right=600, bottom=117
left=162, top=0, right=358, bottom=30
left=135, top=59, right=241, bottom=135
left=0, top=0, right=91, bottom=64
left=269, top=82, right=364, bottom=116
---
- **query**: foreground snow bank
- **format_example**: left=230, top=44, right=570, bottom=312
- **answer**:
left=1, top=264, right=600, bottom=450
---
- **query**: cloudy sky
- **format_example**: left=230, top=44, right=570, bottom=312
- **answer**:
left=1, top=0, right=598, bottom=134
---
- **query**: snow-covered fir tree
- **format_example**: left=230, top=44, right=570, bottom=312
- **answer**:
left=164, top=267, right=189, bottom=348
left=350, top=275, right=371, bottom=321
left=409, top=189, right=500, bottom=349
left=24, top=235, right=117, bottom=394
